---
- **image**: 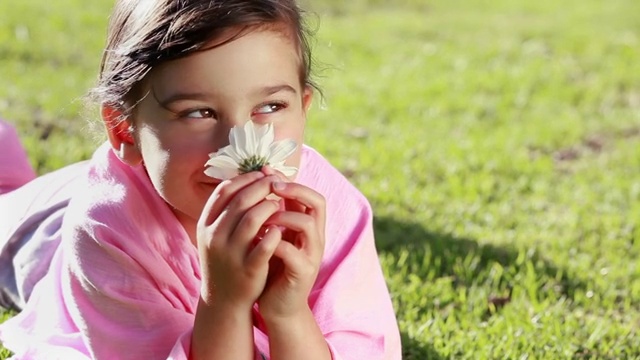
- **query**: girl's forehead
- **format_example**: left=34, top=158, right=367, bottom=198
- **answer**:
left=147, top=28, right=303, bottom=98
left=149, top=25, right=301, bottom=78
left=204, top=23, right=298, bottom=49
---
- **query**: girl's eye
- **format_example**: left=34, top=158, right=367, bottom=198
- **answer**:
left=182, top=108, right=216, bottom=119
left=253, top=102, right=287, bottom=115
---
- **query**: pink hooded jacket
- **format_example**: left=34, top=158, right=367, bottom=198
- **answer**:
left=0, top=130, right=401, bottom=360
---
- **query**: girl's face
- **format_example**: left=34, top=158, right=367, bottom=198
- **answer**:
left=111, top=28, right=312, bottom=240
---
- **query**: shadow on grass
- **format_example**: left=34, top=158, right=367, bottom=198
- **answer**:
left=401, top=331, right=445, bottom=360
left=374, top=215, right=586, bottom=294
left=373, top=216, right=588, bottom=358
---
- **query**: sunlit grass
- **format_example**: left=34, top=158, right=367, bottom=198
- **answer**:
left=0, top=310, right=13, bottom=359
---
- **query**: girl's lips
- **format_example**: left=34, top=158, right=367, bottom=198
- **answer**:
left=201, top=176, right=222, bottom=185
left=201, top=180, right=221, bottom=190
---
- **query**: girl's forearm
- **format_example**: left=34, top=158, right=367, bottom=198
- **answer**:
left=191, top=297, right=255, bottom=360
left=264, top=308, right=332, bottom=360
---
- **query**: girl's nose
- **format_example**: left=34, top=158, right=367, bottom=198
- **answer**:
left=212, top=116, right=249, bottom=149
left=226, top=116, right=249, bottom=129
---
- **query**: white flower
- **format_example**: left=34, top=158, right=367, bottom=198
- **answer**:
left=204, top=121, right=298, bottom=180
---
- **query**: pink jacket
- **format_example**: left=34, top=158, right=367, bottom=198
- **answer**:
left=0, top=142, right=401, bottom=359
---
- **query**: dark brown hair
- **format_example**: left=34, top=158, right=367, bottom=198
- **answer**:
left=90, top=0, right=317, bottom=117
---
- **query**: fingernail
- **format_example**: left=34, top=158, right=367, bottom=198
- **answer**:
left=273, top=181, right=286, bottom=190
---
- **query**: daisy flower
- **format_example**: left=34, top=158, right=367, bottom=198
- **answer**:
left=204, top=121, right=298, bottom=180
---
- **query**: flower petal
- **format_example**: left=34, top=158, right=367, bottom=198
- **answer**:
left=206, top=144, right=241, bottom=164
left=268, top=139, right=297, bottom=164
left=255, top=123, right=274, bottom=158
left=221, top=145, right=244, bottom=163
left=255, top=122, right=272, bottom=141
left=272, top=163, right=298, bottom=177
left=230, top=125, right=248, bottom=159
left=204, top=154, right=240, bottom=169
left=204, top=166, right=239, bottom=180
left=244, top=121, right=258, bottom=156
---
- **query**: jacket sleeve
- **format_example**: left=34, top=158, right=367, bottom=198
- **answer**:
left=61, top=218, right=200, bottom=360
left=63, top=215, right=273, bottom=360
left=0, top=217, right=200, bottom=360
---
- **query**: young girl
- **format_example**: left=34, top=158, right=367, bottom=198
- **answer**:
left=0, top=0, right=401, bottom=359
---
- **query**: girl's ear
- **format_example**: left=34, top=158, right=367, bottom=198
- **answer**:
left=302, top=86, right=314, bottom=114
left=102, top=104, right=142, bottom=166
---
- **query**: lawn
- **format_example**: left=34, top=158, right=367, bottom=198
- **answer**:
left=2, top=0, right=640, bottom=358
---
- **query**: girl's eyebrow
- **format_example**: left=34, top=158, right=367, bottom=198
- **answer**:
left=155, top=91, right=212, bottom=108
left=254, top=84, right=298, bottom=97
left=155, top=84, right=298, bottom=108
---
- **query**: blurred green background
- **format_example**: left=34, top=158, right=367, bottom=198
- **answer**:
left=2, top=0, right=640, bottom=358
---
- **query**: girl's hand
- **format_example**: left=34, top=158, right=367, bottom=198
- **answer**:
left=196, top=171, right=283, bottom=310
left=257, top=168, right=326, bottom=321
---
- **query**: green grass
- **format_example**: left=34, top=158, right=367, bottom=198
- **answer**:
left=0, top=310, right=12, bottom=359
left=2, top=0, right=640, bottom=358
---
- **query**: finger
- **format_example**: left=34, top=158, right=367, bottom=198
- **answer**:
left=230, top=199, right=280, bottom=248
left=265, top=211, right=324, bottom=255
left=265, top=212, right=315, bottom=237
left=261, top=166, right=289, bottom=203
left=200, top=171, right=275, bottom=225
left=205, top=174, right=281, bottom=244
left=261, top=165, right=291, bottom=182
left=283, top=197, right=305, bottom=214
left=223, top=174, right=280, bottom=217
left=271, top=182, right=326, bottom=232
left=199, top=171, right=266, bottom=227
left=245, top=225, right=282, bottom=271
left=272, top=240, right=316, bottom=280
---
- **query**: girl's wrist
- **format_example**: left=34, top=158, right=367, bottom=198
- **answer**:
left=261, top=304, right=312, bottom=329
left=192, top=297, right=256, bottom=360
left=262, top=307, right=332, bottom=360
left=199, top=287, right=254, bottom=315
left=197, top=296, right=253, bottom=322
